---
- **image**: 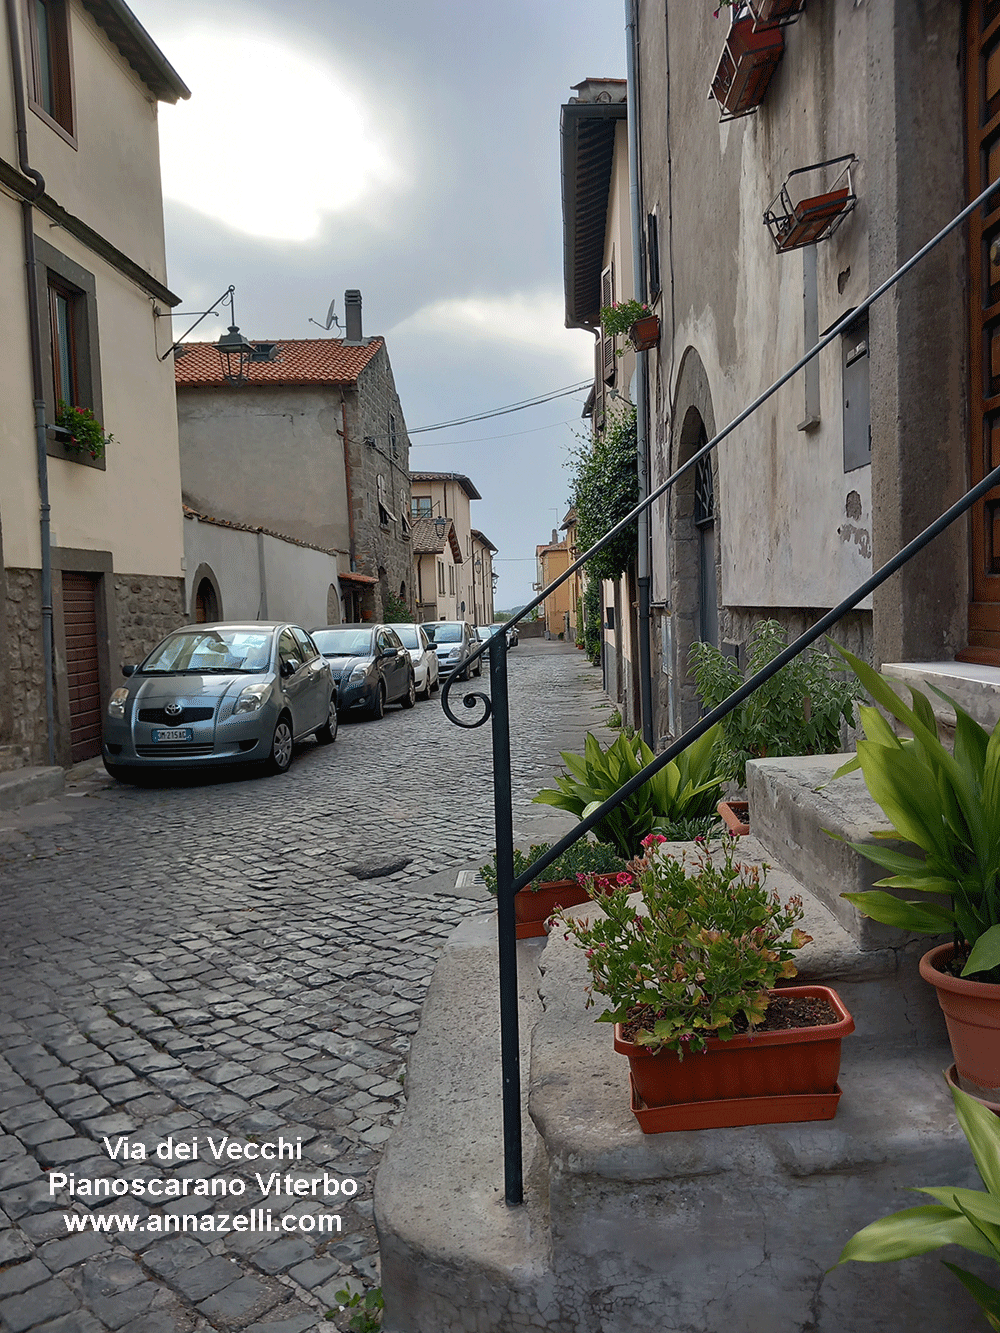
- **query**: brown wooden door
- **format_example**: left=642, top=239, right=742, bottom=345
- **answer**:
left=62, top=571, right=102, bottom=762
left=965, top=0, right=1000, bottom=659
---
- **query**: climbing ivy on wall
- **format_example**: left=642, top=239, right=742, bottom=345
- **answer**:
left=568, top=407, right=639, bottom=584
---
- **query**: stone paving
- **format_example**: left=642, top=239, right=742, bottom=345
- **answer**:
left=0, top=640, right=609, bottom=1333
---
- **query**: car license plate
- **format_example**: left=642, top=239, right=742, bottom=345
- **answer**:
left=151, top=728, right=192, bottom=742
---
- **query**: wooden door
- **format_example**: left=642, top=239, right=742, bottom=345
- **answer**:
left=61, top=571, right=102, bottom=762
left=965, top=0, right=1000, bottom=660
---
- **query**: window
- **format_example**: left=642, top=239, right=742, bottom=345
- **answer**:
left=647, top=213, right=661, bottom=298
left=437, top=561, right=445, bottom=595
left=26, top=0, right=74, bottom=139
left=377, top=474, right=396, bottom=527
left=601, top=262, right=616, bottom=385
left=389, top=412, right=398, bottom=458
left=400, top=490, right=410, bottom=535
left=34, top=238, right=103, bottom=469
left=448, top=565, right=455, bottom=596
left=412, top=496, right=433, bottom=518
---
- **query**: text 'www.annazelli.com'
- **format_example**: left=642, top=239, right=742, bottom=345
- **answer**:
left=62, top=1209, right=342, bottom=1235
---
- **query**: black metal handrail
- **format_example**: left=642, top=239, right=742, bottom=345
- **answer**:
left=439, top=172, right=1000, bottom=1206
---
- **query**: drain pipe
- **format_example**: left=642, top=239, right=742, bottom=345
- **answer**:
left=6, top=0, right=54, bottom=765
left=626, top=0, right=654, bottom=747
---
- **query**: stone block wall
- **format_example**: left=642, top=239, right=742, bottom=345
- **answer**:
left=113, top=574, right=186, bottom=667
left=3, top=569, right=45, bottom=758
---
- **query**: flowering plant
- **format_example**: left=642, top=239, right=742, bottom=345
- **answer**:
left=553, top=834, right=812, bottom=1057
left=599, top=299, right=653, bottom=341
left=55, top=402, right=114, bottom=460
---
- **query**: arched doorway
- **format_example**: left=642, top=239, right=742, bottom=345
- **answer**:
left=191, top=567, right=221, bottom=624
left=693, top=429, right=719, bottom=649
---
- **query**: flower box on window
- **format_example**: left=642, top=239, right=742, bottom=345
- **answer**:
left=749, top=0, right=808, bottom=28
left=764, top=155, right=857, bottom=253
left=709, top=15, right=784, bottom=121
left=629, top=314, right=660, bottom=352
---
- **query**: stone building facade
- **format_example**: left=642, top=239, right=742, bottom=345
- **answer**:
left=1, top=0, right=189, bottom=766
left=175, top=302, right=413, bottom=627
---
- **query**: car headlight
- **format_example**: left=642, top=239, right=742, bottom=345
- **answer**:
left=107, top=688, right=129, bottom=719
left=234, top=683, right=270, bottom=714
left=349, top=665, right=371, bottom=682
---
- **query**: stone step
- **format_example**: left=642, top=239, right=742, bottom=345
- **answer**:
left=376, top=886, right=974, bottom=1333
left=745, top=753, right=928, bottom=951
left=0, top=765, right=65, bottom=813
left=882, top=660, right=1000, bottom=737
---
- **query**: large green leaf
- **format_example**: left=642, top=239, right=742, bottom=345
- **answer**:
left=840, top=890, right=955, bottom=934
left=940, top=1263, right=1000, bottom=1330
left=963, top=924, right=1000, bottom=979
left=835, top=1205, right=997, bottom=1264
left=916, top=1187, right=1000, bottom=1229
left=953, top=1084, right=1000, bottom=1197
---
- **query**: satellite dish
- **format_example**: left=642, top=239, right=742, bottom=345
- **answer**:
left=309, top=298, right=342, bottom=332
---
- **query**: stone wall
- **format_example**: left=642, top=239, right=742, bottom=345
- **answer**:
left=348, top=345, right=414, bottom=617
left=3, top=569, right=45, bottom=757
left=113, top=574, right=186, bottom=667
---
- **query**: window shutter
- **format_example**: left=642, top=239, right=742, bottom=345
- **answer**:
left=601, top=264, right=616, bottom=384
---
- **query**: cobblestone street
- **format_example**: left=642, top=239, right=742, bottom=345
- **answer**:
left=0, top=640, right=607, bottom=1333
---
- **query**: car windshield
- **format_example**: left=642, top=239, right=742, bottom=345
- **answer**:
left=423, top=623, right=463, bottom=644
left=313, top=629, right=374, bottom=657
left=140, top=629, right=272, bottom=674
left=475, top=628, right=493, bottom=641
left=390, top=626, right=420, bottom=649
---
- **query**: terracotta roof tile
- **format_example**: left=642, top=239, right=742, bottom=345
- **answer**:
left=174, top=337, right=383, bottom=387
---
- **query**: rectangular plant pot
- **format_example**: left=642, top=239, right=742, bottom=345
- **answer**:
left=749, top=0, right=807, bottom=26
left=772, top=188, right=851, bottom=252
left=629, top=1075, right=842, bottom=1133
left=629, top=314, right=660, bottom=352
left=710, top=16, right=785, bottom=120
left=514, top=880, right=589, bottom=939
left=614, top=984, right=854, bottom=1130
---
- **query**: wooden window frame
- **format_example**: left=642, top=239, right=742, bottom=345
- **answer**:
left=33, top=237, right=104, bottom=470
left=437, top=561, right=445, bottom=595
left=25, top=0, right=76, bottom=145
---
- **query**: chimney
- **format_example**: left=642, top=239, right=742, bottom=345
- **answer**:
left=345, top=289, right=363, bottom=343
left=552, top=528, right=558, bottom=545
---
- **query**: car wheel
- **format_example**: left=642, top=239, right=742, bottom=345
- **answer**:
left=369, top=681, right=386, bottom=721
left=103, top=760, right=129, bottom=783
left=431, top=671, right=440, bottom=692
left=417, top=671, right=430, bottom=701
left=315, top=695, right=338, bottom=744
left=265, top=715, right=294, bottom=774
left=474, top=656, right=483, bottom=678
left=401, top=673, right=416, bottom=709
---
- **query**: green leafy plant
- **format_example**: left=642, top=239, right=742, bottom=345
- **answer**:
left=554, top=834, right=811, bottom=1056
left=582, top=577, right=602, bottom=664
left=55, top=401, right=114, bottom=460
left=599, top=298, right=652, bottom=342
left=479, top=839, right=627, bottom=896
left=605, top=707, right=623, bottom=730
left=568, top=408, right=638, bottom=582
left=331, top=1286, right=383, bottom=1331
left=382, top=591, right=409, bottom=622
left=834, top=1082, right=1000, bottom=1330
left=829, top=645, right=1000, bottom=982
left=689, top=620, right=861, bottom=785
left=533, top=726, right=724, bottom=859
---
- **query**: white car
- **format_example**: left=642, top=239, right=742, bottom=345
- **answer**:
left=388, top=623, right=440, bottom=700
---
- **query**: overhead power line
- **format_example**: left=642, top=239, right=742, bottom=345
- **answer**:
left=408, top=381, right=591, bottom=434
left=409, top=419, right=579, bottom=449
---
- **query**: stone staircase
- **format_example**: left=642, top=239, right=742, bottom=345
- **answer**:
left=374, top=748, right=984, bottom=1332
left=0, top=743, right=64, bottom=812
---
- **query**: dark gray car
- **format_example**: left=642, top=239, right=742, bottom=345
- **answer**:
left=311, top=624, right=416, bottom=719
left=102, top=622, right=337, bottom=781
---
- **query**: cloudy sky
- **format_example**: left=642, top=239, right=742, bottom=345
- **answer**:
left=127, top=0, right=626, bottom=611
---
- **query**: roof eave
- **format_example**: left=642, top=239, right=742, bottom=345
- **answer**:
left=80, top=0, right=190, bottom=102
left=560, top=99, right=627, bottom=329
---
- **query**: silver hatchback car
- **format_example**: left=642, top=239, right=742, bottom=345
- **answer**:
left=102, top=622, right=337, bottom=782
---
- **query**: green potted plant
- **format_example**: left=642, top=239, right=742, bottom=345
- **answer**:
left=554, top=835, right=853, bottom=1131
left=480, top=839, right=629, bottom=939
left=599, top=299, right=660, bottom=354
left=689, top=620, right=861, bottom=787
left=55, top=401, right=114, bottom=461
left=533, top=727, right=725, bottom=859
left=833, top=1081, right=1000, bottom=1330
left=829, top=646, right=1000, bottom=1101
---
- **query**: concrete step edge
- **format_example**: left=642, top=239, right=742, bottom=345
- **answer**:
left=0, top=765, right=65, bottom=813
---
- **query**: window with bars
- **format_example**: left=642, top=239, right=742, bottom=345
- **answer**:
left=27, top=0, right=74, bottom=138
left=694, top=450, right=715, bottom=528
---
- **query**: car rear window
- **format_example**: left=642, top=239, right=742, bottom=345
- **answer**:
left=423, top=623, right=463, bottom=644
left=313, top=629, right=374, bottom=656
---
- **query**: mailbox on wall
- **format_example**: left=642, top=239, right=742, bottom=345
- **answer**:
left=843, top=312, right=871, bottom=473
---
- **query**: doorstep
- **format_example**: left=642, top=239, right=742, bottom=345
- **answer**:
left=0, top=764, right=64, bottom=813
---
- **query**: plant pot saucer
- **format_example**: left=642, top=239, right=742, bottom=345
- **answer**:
left=628, top=1073, right=842, bottom=1133
left=944, top=1063, right=1000, bottom=1116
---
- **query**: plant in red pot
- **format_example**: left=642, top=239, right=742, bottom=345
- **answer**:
left=830, top=646, right=1000, bottom=1104
left=480, top=839, right=629, bottom=939
left=554, top=836, right=853, bottom=1131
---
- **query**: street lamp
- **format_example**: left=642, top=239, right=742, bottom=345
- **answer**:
left=216, top=323, right=253, bottom=385
left=433, top=515, right=447, bottom=538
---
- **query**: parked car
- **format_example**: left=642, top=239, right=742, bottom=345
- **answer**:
left=422, top=620, right=481, bottom=681
left=102, top=622, right=337, bottom=781
left=388, top=623, right=439, bottom=700
left=493, top=621, right=518, bottom=647
left=311, top=624, right=416, bottom=718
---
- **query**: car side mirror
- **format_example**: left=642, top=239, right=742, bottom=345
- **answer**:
left=122, top=664, right=136, bottom=677
left=280, top=658, right=300, bottom=678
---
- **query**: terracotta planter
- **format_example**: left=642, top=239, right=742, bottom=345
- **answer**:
left=514, top=880, right=589, bottom=939
left=717, top=799, right=750, bottom=837
left=920, top=942, right=1000, bottom=1101
left=614, top=984, right=854, bottom=1131
left=772, top=187, right=851, bottom=252
left=629, top=314, right=660, bottom=352
left=749, top=0, right=807, bottom=26
left=710, top=16, right=784, bottom=120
